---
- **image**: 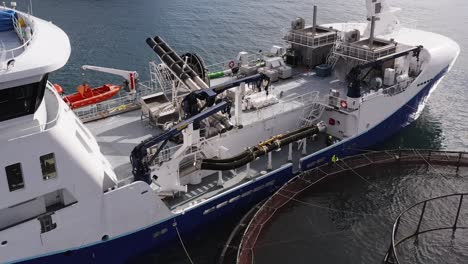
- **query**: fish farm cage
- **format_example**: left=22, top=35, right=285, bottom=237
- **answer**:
left=383, top=192, right=468, bottom=264
left=217, top=149, right=468, bottom=264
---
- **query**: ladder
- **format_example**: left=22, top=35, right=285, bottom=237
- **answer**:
left=326, top=39, right=343, bottom=69
left=150, top=61, right=175, bottom=95
left=298, top=102, right=325, bottom=128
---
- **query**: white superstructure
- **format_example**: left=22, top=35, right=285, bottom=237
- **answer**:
left=0, top=1, right=460, bottom=263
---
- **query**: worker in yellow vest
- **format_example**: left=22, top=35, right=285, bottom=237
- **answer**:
left=331, top=155, right=339, bottom=164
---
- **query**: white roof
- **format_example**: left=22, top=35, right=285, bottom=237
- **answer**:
left=0, top=8, right=71, bottom=89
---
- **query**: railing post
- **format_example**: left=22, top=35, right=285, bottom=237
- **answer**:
left=456, top=152, right=462, bottom=174
left=453, top=194, right=464, bottom=231
left=415, top=201, right=427, bottom=235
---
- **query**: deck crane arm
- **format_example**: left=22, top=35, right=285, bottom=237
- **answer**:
left=182, top=73, right=271, bottom=118
left=130, top=101, right=230, bottom=183
left=81, top=65, right=139, bottom=92
left=130, top=72, right=270, bottom=183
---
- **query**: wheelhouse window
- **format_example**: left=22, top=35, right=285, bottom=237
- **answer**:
left=0, top=74, right=48, bottom=122
left=40, top=153, right=57, bottom=180
left=5, top=163, right=25, bottom=191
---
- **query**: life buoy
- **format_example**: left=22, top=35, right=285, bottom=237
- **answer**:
left=228, top=60, right=235, bottom=69
left=340, top=100, right=348, bottom=109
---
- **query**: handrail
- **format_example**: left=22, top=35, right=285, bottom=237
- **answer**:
left=384, top=189, right=468, bottom=264
left=0, top=13, right=35, bottom=61
left=206, top=53, right=262, bottom=73
left=73, top=81, right=158, bottom=122
left=6, top=85, right=61, bottom=141
left=282, top=28, right=337, bottom=48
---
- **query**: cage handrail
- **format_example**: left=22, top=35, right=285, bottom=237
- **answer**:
left=385, top=191, right=468, bottom=264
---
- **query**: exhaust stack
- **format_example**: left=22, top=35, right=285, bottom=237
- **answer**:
left=312, top=5, right=318, bottom=35
left=369, top=16, right=376, bottom=49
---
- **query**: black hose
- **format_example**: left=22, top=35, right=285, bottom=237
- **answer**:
left=203, top=150, right=251, bottom=164
left=199, top=125, right=320, bottom=171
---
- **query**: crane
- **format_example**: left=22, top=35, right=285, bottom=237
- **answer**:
left=81, top=65, right=139, bottom=93
left=130, top=73, right=270, bottom=183
left=346, top=45, right=423, bottom=98
left=131, top=101, right=231, bottom=183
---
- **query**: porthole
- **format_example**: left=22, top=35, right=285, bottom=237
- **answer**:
left=1, top=241, right=7, bottom=246
left=101, top=235, right=109, bottom=241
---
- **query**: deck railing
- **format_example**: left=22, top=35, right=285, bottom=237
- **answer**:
left=206, top=53, right=262, bottom=74
left=0, top=12, right=34, bottom=63
left=336, top=43, right=397, bottom=62
left=73, top=81, right=158, bottom=123
left=282, top=29, right=337, bottom=48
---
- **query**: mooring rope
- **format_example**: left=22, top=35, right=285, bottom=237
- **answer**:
left=174, top=222, right=195, bottom=264
left=275, top=192, right=390, bottom=217
left=334, top=160, right=386, bottom=192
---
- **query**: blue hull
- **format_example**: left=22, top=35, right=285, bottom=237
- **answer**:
left=18, top=67, right=448, bottom=264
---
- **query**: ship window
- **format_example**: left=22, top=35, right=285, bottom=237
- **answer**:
left=38, top=214, right=57, bottom=233
left=0, top=75, right=48, bottom=122
left=5, top=163, right=25, bottom=192
left=40, top=153, right=57, bottom=180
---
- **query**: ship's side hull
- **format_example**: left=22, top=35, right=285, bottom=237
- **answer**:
left=16, top=64, right=450, bottom=264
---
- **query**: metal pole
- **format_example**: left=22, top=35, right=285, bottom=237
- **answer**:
left=302, top=138, right=307, bottom=155
left=456, top=152, right=462, bottom=174
left=369, top=16, right=376, bottom=49
left=415, top=201, right=427, bottom=235
left=288, top=143, right=293, bottom=161
left=312, top=5, right=318, bottom=35
left=217, top=171, right=224, bottom=186
left=453, top=194, right=464, bottom=231
left=267, top=152, right=273, bottom=171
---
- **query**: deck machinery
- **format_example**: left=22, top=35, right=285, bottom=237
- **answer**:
left=128, top=3, right=429, bottom=198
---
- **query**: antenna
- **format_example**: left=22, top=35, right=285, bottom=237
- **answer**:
left=29, top=0, right=33, bottom=15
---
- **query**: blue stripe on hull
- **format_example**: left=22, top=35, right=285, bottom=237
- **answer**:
left=18, top=67, right=447, bottom=264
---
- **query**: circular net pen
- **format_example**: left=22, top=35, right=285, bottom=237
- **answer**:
left=234, top=149, right=468, bottom=264
left=383, top=192, right=468, bottom=264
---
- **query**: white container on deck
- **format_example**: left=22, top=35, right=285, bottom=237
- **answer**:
left=384, top=68, right=396, bottom=86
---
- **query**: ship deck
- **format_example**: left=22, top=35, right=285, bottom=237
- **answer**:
left=84, top=69, right=344, bottom=208
left=0, top=30, right=21, bottom=50
left=85, top=110, right=167, bottom=181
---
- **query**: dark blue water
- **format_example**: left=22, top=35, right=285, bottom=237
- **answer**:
left=17, top=0, right=468, bottom=262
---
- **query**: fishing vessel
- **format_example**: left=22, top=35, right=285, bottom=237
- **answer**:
left=0, top=0, right=460, bottom=263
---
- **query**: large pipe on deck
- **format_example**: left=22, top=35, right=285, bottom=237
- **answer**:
left=147, top=36, right=232, bottom=134
left=199, top=124, right=324, bottom=171
left=146, top=37, right=201, bottom=90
